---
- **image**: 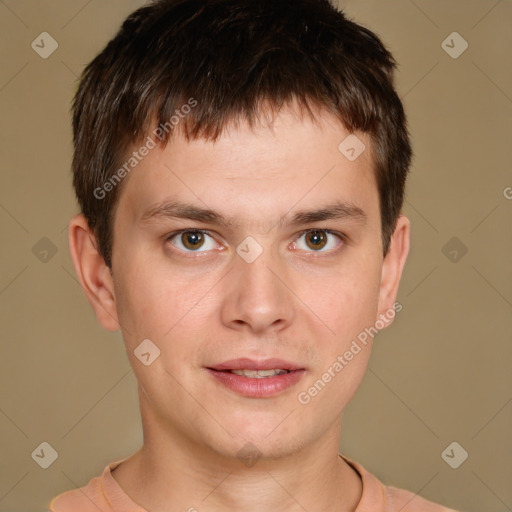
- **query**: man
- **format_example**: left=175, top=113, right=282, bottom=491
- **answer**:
left=49, top=0, right=459, bottom=510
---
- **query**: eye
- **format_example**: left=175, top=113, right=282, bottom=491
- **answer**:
left=167, top=230, right=218, bottom=252
left=293, top=229, right=344, bottom=252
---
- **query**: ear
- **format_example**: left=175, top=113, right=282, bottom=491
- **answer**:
left=68, top=214, right=120, bottom=331
left=376, top=215, right=410, bottom=325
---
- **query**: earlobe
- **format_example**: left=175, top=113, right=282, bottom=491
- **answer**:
left=68, top=214, right=120, bottom=331
left=377, top=215, right=410, bottom=323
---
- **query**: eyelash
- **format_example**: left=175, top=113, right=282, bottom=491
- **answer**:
left=165, top=228, right=347, bottom=256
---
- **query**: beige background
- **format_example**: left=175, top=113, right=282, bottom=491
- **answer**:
left=0, top=1, right=511, bottom=511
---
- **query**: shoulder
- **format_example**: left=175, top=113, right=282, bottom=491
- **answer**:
left=48, top=475, right=105, bottom=512
left=339, top=453, right=460, bottom=512
left=385, top=485, right=460, bottom=512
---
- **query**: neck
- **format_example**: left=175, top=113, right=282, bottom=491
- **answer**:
left=112, top=390, right=362, bottom=512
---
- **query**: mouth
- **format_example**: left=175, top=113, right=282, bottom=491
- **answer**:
left=217, top=368, right=291, bottom=378
left=205, top=358, right=306, bottom=397
left=207, top=357, right=304, bottom=372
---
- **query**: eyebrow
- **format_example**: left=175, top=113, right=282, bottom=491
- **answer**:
left=139, top=199, right=367, bottom=228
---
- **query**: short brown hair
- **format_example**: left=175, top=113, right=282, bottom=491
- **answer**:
left=72, top=0, right=412, bottom=268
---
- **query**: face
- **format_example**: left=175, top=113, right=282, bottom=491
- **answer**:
left=72, top=103, right=409, bottom=463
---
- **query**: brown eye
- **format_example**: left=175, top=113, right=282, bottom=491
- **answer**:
left=305, top=230, right=328, bottom=250
left=181, top=231, right=204, bottom=250
left=294, top=229, right=343, bottom=253
left=168, top=230, right=217, bottom=252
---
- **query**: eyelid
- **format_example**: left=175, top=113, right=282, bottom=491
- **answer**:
left=299, top=228, right=348, bottom=242
left=166, top=228, right=211, bottom=240
left=293, top=228, right=347, bottom=253
left=166, top=229, right=221, bottom=253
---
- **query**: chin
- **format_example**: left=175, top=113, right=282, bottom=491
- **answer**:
left=203, top=420, right=308, bottom=464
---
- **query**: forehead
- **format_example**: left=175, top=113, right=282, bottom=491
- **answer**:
left=115, top=104, right=379, bottom=228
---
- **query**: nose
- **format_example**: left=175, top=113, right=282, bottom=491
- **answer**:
left=220, top=243, right=295, bottom=335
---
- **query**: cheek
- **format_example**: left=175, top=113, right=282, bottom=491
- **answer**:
left=114, top=273, right=161, bottom=338
left=297, top=259, right=381, bottom=344
left=297, top=268, right=379, bottom=413
left=113, top=263, right=218, bottom=345
left=113, top=269, right=209, bottom=392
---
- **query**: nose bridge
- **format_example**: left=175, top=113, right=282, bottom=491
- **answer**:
left=220, top=236, right=295, bottom=333
left=237, top=239, right=279, bottom=289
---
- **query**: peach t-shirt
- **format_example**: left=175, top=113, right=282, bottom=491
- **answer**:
left=49, top=454, right=459, bottom=511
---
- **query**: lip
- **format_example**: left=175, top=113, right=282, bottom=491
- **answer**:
left=205, top=358, right=306, bottom=398
left=206, top=368, right=306, bottom=398
left=208, top=358, right=304, bottom=371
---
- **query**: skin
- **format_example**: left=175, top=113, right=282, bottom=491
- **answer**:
left=69, top=101, right=410, bottom=512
